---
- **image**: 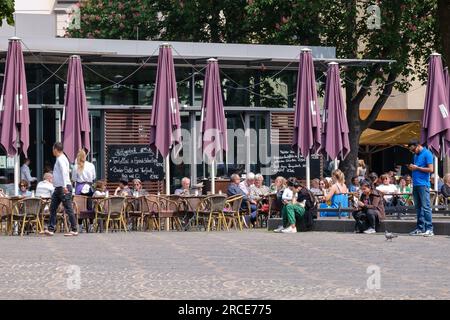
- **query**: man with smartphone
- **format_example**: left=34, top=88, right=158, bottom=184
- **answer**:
left=407, top=141, right=434, bottom=237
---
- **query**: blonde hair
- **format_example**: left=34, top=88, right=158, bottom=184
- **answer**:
left=358, top=159, right=366, bottom=169
left=76, top=149, right=87, bottom=173
left=332, top=169, right=345, bottom=184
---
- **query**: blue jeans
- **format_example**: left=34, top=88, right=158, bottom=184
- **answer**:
left=412, top=186, right=433, bottom=232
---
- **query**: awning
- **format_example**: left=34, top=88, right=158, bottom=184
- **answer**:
left=359, top=122, right=421, bottom=153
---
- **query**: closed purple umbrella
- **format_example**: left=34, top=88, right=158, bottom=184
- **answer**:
left=444, top=67, right=450, bottom=108
left=420, top=53, right=450, bottom=158
left=200, top=58, right=228, bottom=194
left=61, top=55, right=90, bottom=163
left=322, top=62, right=350, bottom=168
left=292, top=48, right=322, bottom=188
left=149, top=44, right=181, bottom=195
left=0, top=37, right=30, bottom=195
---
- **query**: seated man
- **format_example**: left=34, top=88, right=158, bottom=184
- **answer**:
left=274, top=178, right=306, bottom=233
left=376, top=174, right=397, bottom=206
left=35, top=173, right=55, bottom=198
left=114, top=177, right=133, bottom=197
left=353, top=180, right=385, bottom=234
left=132, top=179, right=148, bottom=197
left=227, top=174, right=257, bottom=227
left=174, top=177, right=191, bottom=196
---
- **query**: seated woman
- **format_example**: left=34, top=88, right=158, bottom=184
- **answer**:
left=18, top=180, right=32, bottom=197
left=319, top=170, right=349, bottom=217
left=353, top=180, right=385, bottom=234
left=269, top=176, right=286, bottom=194
left=396, top=176, right=412, bottom=206
left=273, top=178, right=306, bottom=233
left=93, top=180, right=107, bottom=197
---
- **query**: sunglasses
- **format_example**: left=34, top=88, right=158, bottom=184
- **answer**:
left=20, top=185, right=26, bottom=188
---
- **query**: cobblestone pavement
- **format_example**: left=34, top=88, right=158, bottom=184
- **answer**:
left=1, top=230, right=450, bottom=299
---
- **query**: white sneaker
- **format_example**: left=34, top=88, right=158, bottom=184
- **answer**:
left=364, top=228, right=376, bottom=234
left=423, top=230, right=434, bottom=237
left=273, top=225, right=284, bottom=233
left=281, top=226, right=297, bottom=233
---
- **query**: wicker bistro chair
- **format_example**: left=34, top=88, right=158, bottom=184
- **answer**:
left=11, top=198, right=44, bottom=236
left=223, top=195, right=244, bottom=231
left=194, top=195, right=228, bottom=232
left=142, top=196, right=161, bottom=231
left=156, top=196, right=184, bottom=231
left=93, top=196, right=128, bottom=233
left=72, top=195, right=94, bottom=232
left=0, top=202, right=9, bottom=235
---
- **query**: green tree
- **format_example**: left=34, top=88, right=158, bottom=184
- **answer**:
left=159, top=0, right=250, bottom=43
left=0, top=0, right=15, bottom=26
left=66, top=0, right=161, bottom=40
left=247, top=0, right=438, bottom=182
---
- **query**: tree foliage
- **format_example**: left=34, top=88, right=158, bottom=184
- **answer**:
left=0, top=0, right=15, bottom=27
left=67, top=0, right=444, bottom=180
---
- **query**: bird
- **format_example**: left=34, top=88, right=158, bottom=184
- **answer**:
left=385, top=230, right=398, bottom=241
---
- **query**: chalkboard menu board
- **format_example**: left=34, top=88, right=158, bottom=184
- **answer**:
left=107, top=145, right=164, bottom=182
left=270, top=144, right=321, bottom=179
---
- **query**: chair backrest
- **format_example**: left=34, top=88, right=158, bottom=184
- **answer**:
left=208, top=195, right=228, bottom=212
left=21, top=198, right=43, bottom=216
left=226, top=195, right=243, bottom=212
left=143, top=196, right=159, bottom=213
left=106, top=196, right=126, bottom=214
left=73, top=195, right=89, bottom=212
left=0, top=202, right=8, bottom=218
left=267, top=193, right=280, bottom=211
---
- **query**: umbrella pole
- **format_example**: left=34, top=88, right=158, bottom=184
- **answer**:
left=165, top=154, right=170, bottom=231
left=434, top=156, right=439, bottom=205
left=306, top=155, right=311, bottom=189
left=211, top=159, right=216, bottom=194
left=334, top=158, right=338, bottom=171
left=14, top=128, right=20, bottom=196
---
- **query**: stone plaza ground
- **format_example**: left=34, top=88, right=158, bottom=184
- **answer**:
left=1, top=230, right=450, bottom=300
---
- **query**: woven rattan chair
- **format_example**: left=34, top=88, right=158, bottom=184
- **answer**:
left=11, top=198, right=44, bottom=236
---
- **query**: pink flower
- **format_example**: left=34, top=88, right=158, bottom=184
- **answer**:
left=95, top=15, right=101, bottom=21
left=118, top=2, right=125, bottom=10
left=119, top=22, right=125, bottom=29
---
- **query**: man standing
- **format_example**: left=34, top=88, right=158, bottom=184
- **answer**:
left=408, top=141, right=434, bottom=237
left=20, top=158, right=37, bottom=184
left=44, top=142, right=78, bottom=236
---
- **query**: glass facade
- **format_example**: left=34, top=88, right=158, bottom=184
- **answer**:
left=1, top=61, right=297, bottom=191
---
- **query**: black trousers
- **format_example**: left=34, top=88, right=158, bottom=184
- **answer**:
left=352, top=208, right=379, bottom=231
left=48, top=186, right=77, bottom=232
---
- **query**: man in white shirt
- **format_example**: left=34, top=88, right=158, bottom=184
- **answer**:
left=35, top=173, right=55, bottom=198
left=43, top=142, right=78, bottom=236
left=376, top=174, right=398, bottom=206
left=239, top=172, right=255, bottom=195
left=20, top=159, right=37, bottom=184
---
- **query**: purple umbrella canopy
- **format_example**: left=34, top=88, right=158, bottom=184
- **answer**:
left=0, top=38, right=30, bottom=157
left=149, top=44, right=181, bottom=158
left=444, top=67, right=450, bottom=108
left=293, top=48, right=322, bottom=157
left=200, top=58, right=228, bottom=161
left=421, top=53, right=450, bottom=157
left=62, top=55, right=90, bottom=163
left=322, top=62, right=350, bottom=160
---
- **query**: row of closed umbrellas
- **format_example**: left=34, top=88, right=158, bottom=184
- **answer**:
left=0, top=37, right=449, bottom=193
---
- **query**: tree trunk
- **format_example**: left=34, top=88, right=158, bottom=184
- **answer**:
left=437, top=0, right=450, bottom=66
left=340, top=100, right=361, bottom=185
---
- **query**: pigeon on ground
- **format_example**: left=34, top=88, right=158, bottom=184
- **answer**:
left=385, top=230, right=398, bottom=241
